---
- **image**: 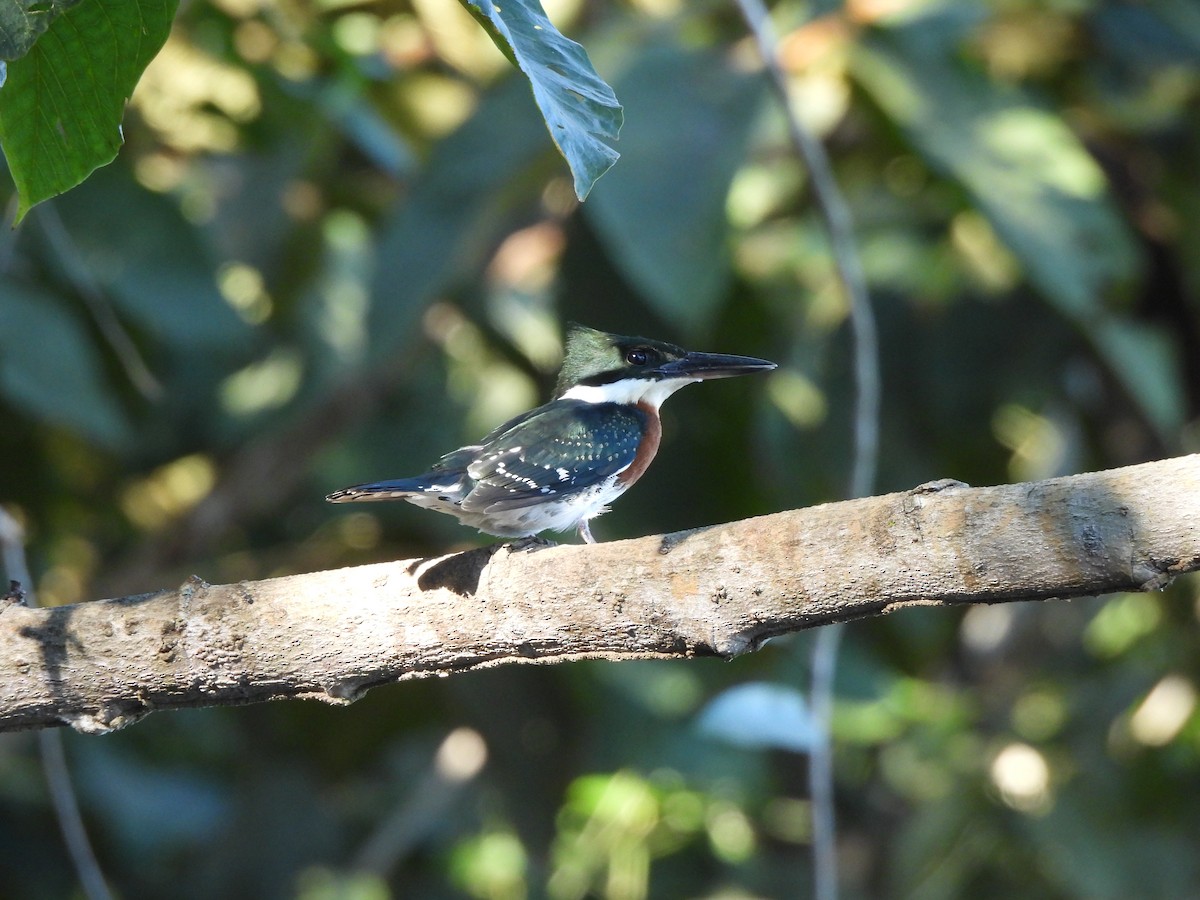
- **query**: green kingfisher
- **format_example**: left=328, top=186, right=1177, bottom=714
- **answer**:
left=327, top=324, right=776, bottom=543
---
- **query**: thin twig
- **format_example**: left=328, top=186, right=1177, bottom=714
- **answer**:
left=729, top=3, right=882, bottom=898
left=809, top=621, right=844, bottom=900
left=732, top=3, right=880, bottom=497
left=353, top=727, right=487, bottom=875
left=0, top=509, right=115, bottom=900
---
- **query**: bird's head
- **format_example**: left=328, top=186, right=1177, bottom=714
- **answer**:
left=554, top=324, right=776, bottom=407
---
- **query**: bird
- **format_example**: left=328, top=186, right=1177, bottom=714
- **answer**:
left=327, top=324, right=776, bottom=543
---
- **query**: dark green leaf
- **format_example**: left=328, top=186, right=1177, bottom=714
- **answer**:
left=460, top=0, right=621, bottom=200
left=1090, top=319, right=1183, bottom=436
left=0, top=0, right=178, bottom=221
left=52, top=165, right=251, bottom=347
left=1030, top=795, right=1200, bottom=899
left=317, top=80, right=416, bottom=179
left=0, top=282, right=128, bottom=446
left=366, top=79, right=553, bottom=355
left=585, top=46, right=764, bottom=329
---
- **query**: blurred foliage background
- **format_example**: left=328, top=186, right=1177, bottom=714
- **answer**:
left=2, top=0, right=1200, bottom=896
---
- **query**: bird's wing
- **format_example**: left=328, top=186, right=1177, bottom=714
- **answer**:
left=460, top=401, right=646, bottom=513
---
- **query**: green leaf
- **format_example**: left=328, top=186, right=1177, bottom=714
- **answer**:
left=696, top=682, right=820, bottom=752
left=585, top=46, right=764, bottom=329
left=854, top=21, right=1183, bottom=434
left=1090, top=319, right=1183, bottom=436
left=366, top=78, right=555, bottom=356
left=0, top=0, right=81, bottom=61
left=0, top=0, right=178, bottom=222
left=854, top=31, right=1135, bottom=318
left=459, top=0, right=621, bottom=200
left=52, top=165, right=250, bottom=347
left=0, top=282, right=129, bottom=447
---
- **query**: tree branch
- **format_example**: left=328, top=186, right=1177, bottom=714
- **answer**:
left=3, top=455, right=1197, bottom=734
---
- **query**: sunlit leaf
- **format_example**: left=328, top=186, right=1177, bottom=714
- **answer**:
left=696, top=682, right=820, bottom=753
left=854, top=21, right=1184, bottom=434
left=0, top=0, right=177, bottom=221
left=854, top=32, right=1132, bottom=318
left=0, top=0, right=81, bottom=61
left=460, top=0, right=621, bottom=200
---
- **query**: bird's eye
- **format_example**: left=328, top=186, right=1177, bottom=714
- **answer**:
left=626, top=348, right=649, bottom=366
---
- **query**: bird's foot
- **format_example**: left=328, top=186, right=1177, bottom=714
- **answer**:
left=578, top=520, right=597, bottom=544
left=508, top=535, right=556, bottom=552
left=911, top=478, right=970, bottom=494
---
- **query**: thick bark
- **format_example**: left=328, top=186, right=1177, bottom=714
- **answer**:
left=2, top=455, right=1197, bottom=734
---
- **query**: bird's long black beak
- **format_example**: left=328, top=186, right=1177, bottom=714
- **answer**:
left=655, top=351, right=777, bottom=381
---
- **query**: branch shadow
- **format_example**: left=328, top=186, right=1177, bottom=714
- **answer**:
left=12, top=589, right=169, bottom=730
left=405, top=535, right=567, bottom=596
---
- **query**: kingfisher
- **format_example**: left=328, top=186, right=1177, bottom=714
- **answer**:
left=327, top=324, right=775, bottom=543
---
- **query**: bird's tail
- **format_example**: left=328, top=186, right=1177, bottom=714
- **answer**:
left=326, top=477, right=431, bottom=503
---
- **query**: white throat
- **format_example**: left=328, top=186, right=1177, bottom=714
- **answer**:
left=560, top=376, right=699, bottom=410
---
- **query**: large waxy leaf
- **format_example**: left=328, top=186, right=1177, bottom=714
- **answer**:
left=854, top=23, right=1183, bottom=435
left=0, top=0, right=81, bottom=61
left=460, top=0, right=621, bottom=200
left=53, top=165, right=250, bottom=348
left=0, top=0, right=177, bottom=222
left=0, top=283, right=129, bottom=447
left=585, top=46, right=765, bottom=330
left=854, top=33, right=1132, bottom=319
left=367, top=78, right=556, bottom=355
